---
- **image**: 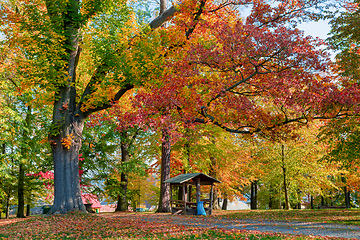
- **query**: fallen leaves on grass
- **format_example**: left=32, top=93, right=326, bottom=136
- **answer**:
left=0, top=212, right=349, bottom=240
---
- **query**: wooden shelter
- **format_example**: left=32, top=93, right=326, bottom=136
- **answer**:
left=164, top=173, right=221, bottom=215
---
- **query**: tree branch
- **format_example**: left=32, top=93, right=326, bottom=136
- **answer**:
left=198, top=106, right=352, bottom=134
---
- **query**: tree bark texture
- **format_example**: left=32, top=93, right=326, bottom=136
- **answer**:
left=156, top=128, right=171, bottom=212
left=50, top=119, right=86, bottom=214
left=160, top=0, right=167, bottom=14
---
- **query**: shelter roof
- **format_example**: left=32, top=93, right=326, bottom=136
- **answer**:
left=164, top=173, right=221, bottom=185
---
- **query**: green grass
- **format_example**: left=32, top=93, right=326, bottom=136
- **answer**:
left=168, top=230, right=285, bottom=239
left=213, top=208, right=360, bottom=225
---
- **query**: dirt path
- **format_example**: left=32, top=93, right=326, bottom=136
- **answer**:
left=104, top=213, right=360, bottom=239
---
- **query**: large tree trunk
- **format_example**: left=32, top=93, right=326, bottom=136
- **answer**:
left=116, top=172, right=129, bottom=211
left=156, top=128, right=171, bottom=212
left=116, top=138, right=130, bottom=212
left=49, top=118, right=86, bottom=214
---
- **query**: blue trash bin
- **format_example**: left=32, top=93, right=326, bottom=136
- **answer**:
left=197, top=201, right=206, bottom=216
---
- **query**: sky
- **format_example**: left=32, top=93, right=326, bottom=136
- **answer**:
left=298, top=19, right=331, bottom=40
left=0, top=4, right=334, bottom=48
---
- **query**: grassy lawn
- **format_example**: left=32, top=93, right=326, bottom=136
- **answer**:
left=213, top=209, right=360, bottom=225
left=0, top=211, right=338, bottom=239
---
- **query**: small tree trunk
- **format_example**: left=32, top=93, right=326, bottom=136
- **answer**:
left=250, top=181, right=258, bottom=210
left=310, top=195, right=314, bottom=209
left=6, top=194, right=10, bottom=219
left=157, top=128, right=171, bottom=213
left=17, top=105, right=31, bottom=218
left=344, top=186, right=351, bottom=208
left=297, top=190, right=301, bottom=209
left=269, top=183, right=280, bottom=209
left=17, top=163, right=25, bottom=218
left=26, top=204, right=31, bottom=216
left=281, top=144, right=291, bottom=210
left=321, top=196, right=325, bottom=207
left=222, top=198, right=228, bottom=210
left=0, top=144, right=4, bottom=219
left=208, top=137, right=220, bottom=210
left=212, top=190, right=221, bottom=210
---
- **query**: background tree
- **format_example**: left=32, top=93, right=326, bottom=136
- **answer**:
left=249, top=124, right=338, bottom=209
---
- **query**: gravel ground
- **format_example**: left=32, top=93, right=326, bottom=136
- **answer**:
left=135, top=214, right=360, bottom=239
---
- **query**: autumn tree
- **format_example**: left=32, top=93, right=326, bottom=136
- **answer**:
left=0, top=0, right=181, bottom=213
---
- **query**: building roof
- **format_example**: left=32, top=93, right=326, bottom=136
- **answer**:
left=164, top=173, right=221, bottom=185
left=82, top=194, right=102, bottom=209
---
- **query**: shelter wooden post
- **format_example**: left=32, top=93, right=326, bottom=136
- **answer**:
left=196, top=177, right=201, bottom=203
left=183, top=183, right=187, bottom=215
left=210, top=184, right=214, bottom=215
left=188, top=185, right=192, bottom=202
left=170, top=185, right=173, bottom=203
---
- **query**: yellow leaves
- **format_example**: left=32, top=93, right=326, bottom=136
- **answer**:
left=61, top=134, right=74, bottom=149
